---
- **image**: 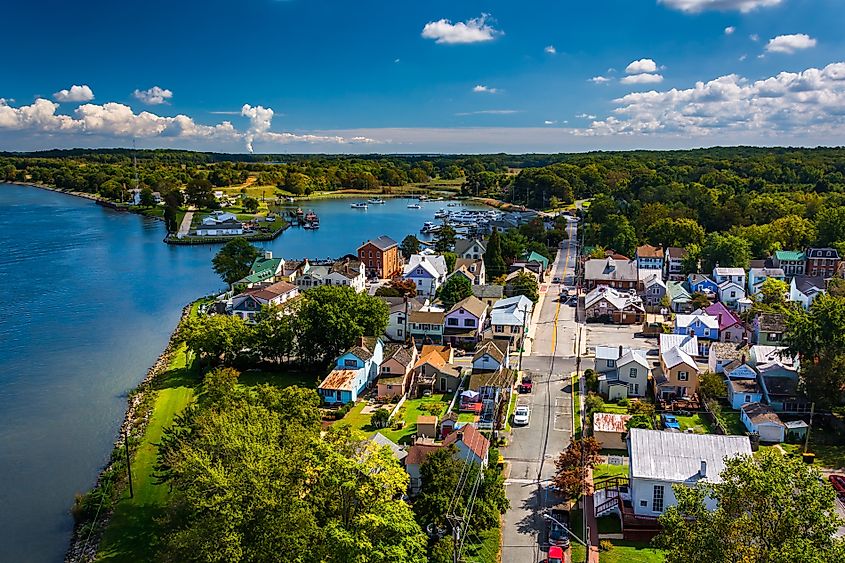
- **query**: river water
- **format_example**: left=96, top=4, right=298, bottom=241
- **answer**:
left=0, top=183, right=488, bottom=562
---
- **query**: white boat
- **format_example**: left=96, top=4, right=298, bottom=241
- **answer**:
left=434, top=209, right=449, bottom=219
left=350, top=202, right=369, bottom=209
left=407, top=203, right=421, bottom=209
left=447, top=202, right=458, bottom=207
left=367, top=198, right=385, bottom=204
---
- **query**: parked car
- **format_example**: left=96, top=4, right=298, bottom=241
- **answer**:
left=547, top=509, right=571, bottom=547
left=662, top=414, right=681, bottom=431
left=513, top=404, right=530, bottom=426
left=552, top=276, right=562, bottom=284
left=518, top=375, right=533, bottom=393
left=548, top=545, right=564, bottom=563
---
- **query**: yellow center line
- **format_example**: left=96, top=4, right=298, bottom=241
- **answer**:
left=550, top=226, right=573, bottom=355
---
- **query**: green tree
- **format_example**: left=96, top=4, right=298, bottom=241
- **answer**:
left=646, top=217, right=705, bottom=248
left=681, top=244, right=701, bottom=274
left=770, top=214, right=817, bottom=250
left=400, top=235, right=421, bottom=259
left=484, top=229, right=507, bottom=279
left=139, top=186, right=156, bottom=207
left=552, top=437, right=601, bottom=500
left=212, top=238, right=260, bottom=285
left=241, top=196, right=259, bottom=213
left=183, top=314, right=253, bottom=366
left=816, top=206, right=845, bottom=246
left=656, top=449, right=845, bottom=563
left=185, top=177, right=215, bottom=208
left=252, top=306, right=298, bottom=364
left=436, top=275, right=473, bottom=309
left=434, top=224, right=456, bottom=252
left=598, top=214, right=637, bottom=257
left=625, top=414, right=653, bottom=430
left=163, top=205, right=179, bottom=234
left=698, top=371, right=727, bottom=400
left=700, top=232, right=751, bottom=271
left=370, top=408, right=390, bottom=429
left=296, top=286, right=388, bottom=364
left=443, top=251, right=457, bottom=274
left=757, top=277, right=789, bottom=307
left=507, top=271, right=539, bottom=303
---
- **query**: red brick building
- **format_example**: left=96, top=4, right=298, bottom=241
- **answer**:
left=358, top=235, right=401, bottom=279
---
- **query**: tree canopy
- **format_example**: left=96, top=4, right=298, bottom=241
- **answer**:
left=436, top=274, right=473, bottom=309
left=212, top=238, right=260, bottom=285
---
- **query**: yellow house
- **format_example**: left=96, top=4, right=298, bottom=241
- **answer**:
left=654, top=346, right=699, bottom=400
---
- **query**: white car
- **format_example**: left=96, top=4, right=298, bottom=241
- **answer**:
left=513, top=405, right=530, bottom=426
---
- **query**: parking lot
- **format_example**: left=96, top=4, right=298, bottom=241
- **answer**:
left=583, top=322, right=658, bottom=356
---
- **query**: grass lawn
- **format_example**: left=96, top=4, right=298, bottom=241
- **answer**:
left=332, top=393, right=452, bottom=445
left=593, top=463, right=629, bottom=481
left=718, top=410, right=746, bottom=435
left=675, top=413, right=713, bottom=434
left=237, top=369, right=316, bottom=389
left=808, top=430, right=845, bottom=470
left=462, top=525, right=501, bottom=563
left=597, top=540, right=664, bottom=562
left=458, top=412, right=478, bottom=423
left=504, top=391, right=518, bottom=431
left=597, top=403, right=629, bottom=414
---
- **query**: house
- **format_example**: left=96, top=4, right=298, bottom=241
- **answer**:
left=228, top=281, right=299, bottom=321
left=358, top=235, right=401, bottom=279
left=626, top=429, right=751, bottom=518
left=318, top=337, right=384, bottom=404
left=666, top=281, right=693, bottom=313
left=712, top=266, right=746, bottom=287
left=379, top=296, right=427, bottom=342
left=195, top=219, right=243, bottom=236
left=442, top=424, right=490, bottom=467
left=752, top=313, right=786, bottom=346
left=408, top=308, right=445, bottom=345
left=707, top=341, right=750, bottom=374
left=597, top=349, right=650, bottom=399
left=584, top=257, right=639, bottom=291
left=686, top=274, right=719, bottom=297
left=443, top=295, right=488, bottom=345
left=467, top=366, right=516, bottom=428
left=404, top=442, right=442, bottom=495
left=660, top=333, right=700, bottom=358
left=636, top=244, right=664, bottom=271
left=748, top=267, right=785, bottom=297
left=663, top=247, right=687, bottom=281
left=450, top=258, right=486, bottom=286
left=740, top=402, right=785, bottom=443
left=454, top=238, right=487, bottom=260
left=655, top=333, right=700, bottom=400
left=472, top=339, right=510, bottom=372
left=412, top=345, right=462, bottom=395
left=489, top=295, right=533, bottom=347
left=377, top=344, right=418, bottom=399
left=717, top=280, right=746, bottom=310
left=760, top=374, right=807, bottom=413
left=641, top=272, right=667, bottom=308
left=727, top=378, right=763, bottom=410
left=584, top=285, right=645, bottom=324
left=704, top=302, right=748, bottom=343
left=789, top=275, right=826, bottom=310
left=595, top=345, right=633, bottom=373
left=403, top=253, right=448, bottom=297
left=472, top=284, right=504, bottom=308
left=417, top=416, right=438, bottom=439
left=594, top=413, right=633, bottom=450
left=201, top=210, right=237, bottom=225
left=370, top=432, right=407, bottom=463
left=805, top=247, right=841, bottom=278
left=294, top=258, right=366, bottom=293
left=504, top=267, right=540, bottom=297
left=237, top=251, right=285, bottom=286
left=674, top=313, right=719, bottom=343
left=521, top=250, right=550, bottom=272
left=772, top=250, right=806, bottom=278
left=508, top=260, right=547, bottom=283
left=725, top=362, right=757, bottom=380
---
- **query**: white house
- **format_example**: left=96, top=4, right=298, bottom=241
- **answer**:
left=717, top=280, right=746, bottom=309
left=627, top=429, right=752, bottom=518
left=378, top=296, right=428, bottom=342
left=472, top=339, right=510, bottom=371
left=595, top=345, right=632, bottom=373
left=789, top=276, right=826, bottom=310
left=196, top=219, right=243, bottom=236
left=403, top=253, right=448, bottom=297
left=201, top=210, right=237, bottom=225
left=227, top=281, right=299, bottom=321
left=740, top=402, right=785, bottom=443
left=748, top=267, right=785, bottom=297
left=712, top=266, right=746, bottom=287
left=598, top=349, right=650, bottom=399
left=489, top=295, right=533, bottom=347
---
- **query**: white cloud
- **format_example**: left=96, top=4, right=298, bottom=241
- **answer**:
left=576, top=113, right=597, bottom=119
left=625, top=59, right=658, bottom=74
left=545, top=45, right=556, bottom=54
left=0, top=97, right=374, bottom=152
left=739, top=54, right=748, bottom=61
left=750, top=34, right=760, bottom=42
left=132, top=86, right=173, bottom=105
left=725, top=26, right=736, bottom=35
left=473, top=85, right=499, bottom=94
left=620, top=73, right=664, bottom=84
left=421, top=14, right=501, bottom=45
left=581, top=61, right=845, bottom=138
left=765, top=34, right=817, bottom=54
left=53, top=85, right=94, bottom=103
left=590, top=76, right=613, bottom=84
left=658, top=0, right=782, bottom=13
left=455, top=109, right=520, bottom=116
left=544, top=120, right=557, bottom=125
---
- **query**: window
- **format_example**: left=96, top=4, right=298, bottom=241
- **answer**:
left=447, top=318, right=459, bottom=326
left=745, top=394, right=751, bottom=402
left=513, top=326, right=521, bottom=333
left=368, top=251, right=372, bottom=258
left=607, top=360, right=615, bottom=368
left=703, top=328, right=709, bottom=337
left=629, top=368, right=637, bottom=378
left=398, top=329, right=403, bottom=337
left=495, top=325, right=503, bottom=333
left=629, top=383, right=639, bottom=395
left=678, top=371, right=689, bottom=381
left=640, top=500, right=648, bottom=508
left=464, top=318, right=475, bottom=327
left=416, top=267, right=424, bottom=275
left=344, top=359, right=357, bottom=368
left=730, top=291, right=736, bottom=298
left=652, top=485, right=665, bottom=513
left=769, top=333, right=780, bottom=341
left=382, top=366, right=391, bottom=373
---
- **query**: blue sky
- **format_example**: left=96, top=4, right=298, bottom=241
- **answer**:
left=1, top=0, right=843, bottom=153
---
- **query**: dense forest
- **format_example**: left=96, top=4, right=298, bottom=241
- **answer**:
left=4, top=147, right=845, bottom=260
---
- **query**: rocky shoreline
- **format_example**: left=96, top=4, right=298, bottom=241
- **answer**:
left=64, top=303, right=192, bottom=563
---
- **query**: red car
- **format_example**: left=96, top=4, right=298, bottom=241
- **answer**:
left=548, top=545, right=564, bottom=563
left=829, top=474, right=845, bottom=500
left=518, top=375, right=533, bottom=393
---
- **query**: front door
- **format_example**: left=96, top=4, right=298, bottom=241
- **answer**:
left=439, top=377, right=447, bottom=392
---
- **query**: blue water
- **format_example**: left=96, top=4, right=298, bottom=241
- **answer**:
left=0, top=184, right=487, bottom=562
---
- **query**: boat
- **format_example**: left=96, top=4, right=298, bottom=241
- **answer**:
left=447, top=202, right=458, bottom=207
left=367, top=198, right=385, bottom=204
left=420, top=222, right=435, bottom=233
left=434, top=209, right=449, bottom=219
left=407, top=203, right=421, bottom=209
left=296, top=207, right=304, bottom=217
left=310, top=219, right=320, bottom=229
left=350, top=202, right=369, bottom=209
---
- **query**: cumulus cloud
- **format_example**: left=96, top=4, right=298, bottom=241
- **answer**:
left=626, top=59, right=659, bottom=74
left=53, top=85, right=94, bottom=103
left=421, top=14, right=501, bottom=44
left=725, top=26, right=736, bottom=35
left=545, top=45, right=557, bottom=54
left=658, top=0, right=782, bottom=13
left=473, top=85, right=499, bottom=94
left=621, top=73, right=664, bottom=84
left=590, top=76, right=613, bottom=84
left=576, top=113, right=597, bottom=119
left=132, top=86, right=173, bottom=105
left=0, top=96, right=374, bottom=151
left=765, top=33, right=817, bottom=54
left=581, top=61, right=845, bottom=138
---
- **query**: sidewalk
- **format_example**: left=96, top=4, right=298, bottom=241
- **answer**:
left=176, top=210, right=194, bottom=239
left=584, top=467, right=600, bottom=563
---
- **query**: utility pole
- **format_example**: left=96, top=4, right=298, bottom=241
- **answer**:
left=123, top=429, right=134, bottom=498
left=446, top=514, right=463, bottom=563
left=803, top=402, right=815, bottom=453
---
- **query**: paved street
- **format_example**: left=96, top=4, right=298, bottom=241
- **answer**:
left=501, top=218, right=579, bottom=563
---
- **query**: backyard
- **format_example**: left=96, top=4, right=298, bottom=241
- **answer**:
left=674, top=413, right=714, bottom=434
left=333, top=392, right=454, bottom=445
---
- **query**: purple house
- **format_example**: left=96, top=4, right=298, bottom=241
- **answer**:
left=704, top=302, right=748, bottom=343
left=443, top=295, right=489, bottom=346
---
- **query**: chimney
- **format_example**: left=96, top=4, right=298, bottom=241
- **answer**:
left=619, top=345, right=623, bottom=357
left=263, top=250, right=273, bottom=260
left=741, top=354, right=746, bottom=365
left=699, top=460, right=707, bottom=478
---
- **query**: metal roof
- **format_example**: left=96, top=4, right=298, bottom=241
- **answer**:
left=628, top=428, right=751, bottom=484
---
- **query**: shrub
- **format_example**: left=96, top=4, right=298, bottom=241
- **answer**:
left=600, top=539, right=613, bottom=552
left=627, top=400, right=655, bottom=417
left=371, top=408, right=391, bottom=429
left=584, top=369, right=598, bottom=392
left=585, top=393, right=605, bottom=415
left=618, top=397, right=631, bottom=407
left=419, top=401, right=446, bottom=414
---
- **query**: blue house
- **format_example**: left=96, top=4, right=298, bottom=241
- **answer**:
left=686, top=273, right=719, bottom=296
left=674, top=313, right=719, bottom=341
left=318, top=337, right=384, bottom=405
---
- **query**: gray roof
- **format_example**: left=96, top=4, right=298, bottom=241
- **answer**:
left=628, top=428, right=751, bottom=484
left=361, top=235, right=398, bottom=251
left=370, top=432, right=407, bottom=461
left=584, top=257, right=638, bottom=282
left=792, top=275, right=826, bottom=294
left=377, top=296, right=427, bottom=315
left=454, top=238, right=487, bottom=256
left=472, top=284, right=504, bottom=299
left=807, top=247, right=840, bottom=259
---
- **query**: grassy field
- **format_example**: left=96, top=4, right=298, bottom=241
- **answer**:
left=593, top=463, right=629, bottom=481
left=333, top=393, right=453, bottom=445
left=597, top=402, right=629, bottom=414
left=675, top=413, right=714, bottom=434
left=596, top=540, right=664, bottom=562
left=718, top=409, right=746, bottom=435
